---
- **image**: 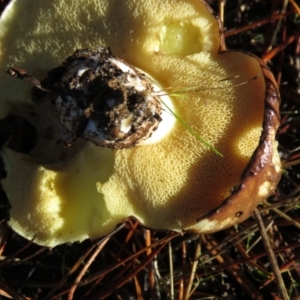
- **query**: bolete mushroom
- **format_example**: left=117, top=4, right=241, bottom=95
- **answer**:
left=0, top=0, right=281, bottom=247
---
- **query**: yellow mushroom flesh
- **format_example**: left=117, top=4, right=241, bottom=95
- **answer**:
left=0, top=0, right=281, bottom=247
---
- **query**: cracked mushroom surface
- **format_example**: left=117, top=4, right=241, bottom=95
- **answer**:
left=0, top=0, right=281, bottom=247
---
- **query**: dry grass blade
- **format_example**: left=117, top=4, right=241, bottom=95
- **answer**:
left=43, top=244, right=97, bottom=299
left=265, top=203, right=300, bottom=230
left=168, top=241, right=175, bottom=300
left=289, top=0, right=300, bottom=14
left=254, top=208, right=289, bottom=300
left=202, top=234, right=262, bottom=299
left=262, top=35, right=298, bottom=62
left=0, top=279, right=29, bottom=300
left=145, top=229, right=157, bottom=298
left=93, top=238, right=170, bottom=299
left=184, top=236, right=201, bottom=300
left=67, top=237, right=110, bottom=300
left=224, top=13, right=289, bottom=38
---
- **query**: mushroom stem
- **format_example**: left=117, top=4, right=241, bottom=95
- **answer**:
left=53, top=48, right=165, bottom=149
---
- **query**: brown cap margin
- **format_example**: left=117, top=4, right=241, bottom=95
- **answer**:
left=187, top=56, right=282, bottom=234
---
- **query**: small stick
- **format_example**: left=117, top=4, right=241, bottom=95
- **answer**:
left=219, top=0, right=225, bottom=24
left=7, top=66, right=51, bottom=92
left=254, top=208, right=289, bottom=300
left=184, top=237, right=201, bottom=300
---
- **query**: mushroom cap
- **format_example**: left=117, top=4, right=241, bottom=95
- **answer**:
left=0, top=0, right=281, bottom=246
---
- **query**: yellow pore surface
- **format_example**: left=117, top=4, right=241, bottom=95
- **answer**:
left=0, top=0, right=264, bottom=246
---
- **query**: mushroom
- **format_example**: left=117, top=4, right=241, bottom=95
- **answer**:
left=0, top=0, right=281, bottom=247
